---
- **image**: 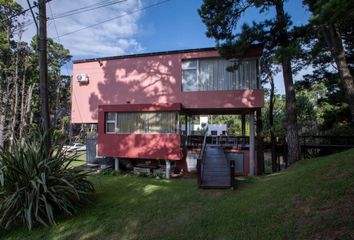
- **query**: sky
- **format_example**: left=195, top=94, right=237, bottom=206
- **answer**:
left=16, top=0, right=312, bottom=93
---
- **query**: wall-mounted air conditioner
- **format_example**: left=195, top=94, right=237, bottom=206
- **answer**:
left=76, top=74, right=89, bottom=84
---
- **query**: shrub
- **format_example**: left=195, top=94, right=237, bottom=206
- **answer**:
left=0, top=134, right=94, bottom=230
left=99, top=168, right=119, bottom=176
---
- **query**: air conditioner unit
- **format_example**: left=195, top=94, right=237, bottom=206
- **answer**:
left=76, top=74, right=89, bottom=83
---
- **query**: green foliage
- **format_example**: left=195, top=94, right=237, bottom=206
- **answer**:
left=297, top=75, right=351, bottom=130
left=213, top=115, right=242, bottom=135
left=137, top=172, right=150, bottom=178
left=99, top=168, right=119, bottom=176
left=263, top=91, right=319, bottom=137
left=52, top=129, right=66, bottom=142
left=318, top=125, right=354, bottom=136
left=306, top=0, right=354, bottom=24
left=0, top=4, right=73, bottom=147
left=296, top=94, right=318, bottom=132
left=0, top=134, right=94, bottom=230
left=137, top=171, right=164, bottom=179
left=263, top=94, right=286, bottom=138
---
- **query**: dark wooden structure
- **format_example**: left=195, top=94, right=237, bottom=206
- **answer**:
left=197, top=132, right=236, bottom=189
left=263, top=135, right=354, bottom=170
left=300, top=136, right=354, bottom=159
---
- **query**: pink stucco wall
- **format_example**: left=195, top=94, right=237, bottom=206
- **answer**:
left=98, top=134, right=181, bottom=160
left=71, top=49, right=264, bottom=123
left=97, top=103, right=182, bottom=160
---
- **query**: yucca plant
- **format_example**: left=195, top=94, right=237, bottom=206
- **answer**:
left=0, top=134, right=94, bottom=230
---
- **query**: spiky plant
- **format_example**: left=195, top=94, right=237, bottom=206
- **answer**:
left=0, top=134, right=94, bottom=230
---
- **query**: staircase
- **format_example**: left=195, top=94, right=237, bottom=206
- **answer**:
left=199, top=145, right=231, bottom=189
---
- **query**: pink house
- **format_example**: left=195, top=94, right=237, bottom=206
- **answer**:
left=71, top=46, right=264, bottom=187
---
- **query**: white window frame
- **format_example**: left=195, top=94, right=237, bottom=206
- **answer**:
left=182, top=58, right=259, bottom=92
left=182, top=60, right=198, bottom=92
left=105, top=112, right=179, bottom=134
left=105, top=112, right=116, bottom=134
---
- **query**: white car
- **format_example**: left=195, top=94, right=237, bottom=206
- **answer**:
left=63, top=143, right=86, bottom=152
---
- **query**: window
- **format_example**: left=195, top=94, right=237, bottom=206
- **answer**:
left=106, top=112, right=116, bottom=133
left=182, top=60, right=198, bottom=91
left=105, top=112, right=178, bottom=134
left=182, top=58, right=258, bottom=92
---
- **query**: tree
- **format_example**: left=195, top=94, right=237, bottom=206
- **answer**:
left=304, top=0, right=354, bottom=123
left=297, top=72, right=351, bottom=132
left=0, top=0, right=72, bottom=148
left=213, top=115, right=242, bottom=135
left=0, top=0, right=23, bottom=147
left=199, top=0, right=301, bottom=164
left=29, top=36, right=72, bottom=137
left=264, top=91, right=318, bottom=134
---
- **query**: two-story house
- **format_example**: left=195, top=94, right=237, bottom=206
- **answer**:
left=71, top=45, right=264, bottom=186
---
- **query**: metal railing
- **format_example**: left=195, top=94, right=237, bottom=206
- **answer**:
left=188, top=135, right=250, bottom=147
left=300, top=135, right=354, bottom=147
left=197, top=129, right=208, bottom=187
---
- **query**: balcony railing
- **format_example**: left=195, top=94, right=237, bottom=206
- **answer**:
left=186, top=135, right=250, bottom=148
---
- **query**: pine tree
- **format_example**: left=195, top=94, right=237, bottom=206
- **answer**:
left=199, top=0, right=301, bottom=164
left=304, top=0, right=354, bottom=123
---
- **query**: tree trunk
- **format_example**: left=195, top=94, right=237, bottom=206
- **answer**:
left=256, top=108, right=264, bottom=175
left=53, top=72, right=61, bottom=128
left=321, top=24, right=354, bottom=123
left=275, top=0, right=300, bottom=164
left=0, top=110, right=4, bottom=148
left=0, top=84, right=5, bottom=148
left=19, top=65, right=27, bottom=140
left=25, top=85, right=34, bottom=129
left=10, top=79, right=19, bottom=146
left=10, top=47, right=20, bottom=147
left=20, top=84, right=34, bottom=144
left=1, top=75, right=13, bottom=148
left=268, top=70, right=277, bottom=172
left=0, top=27, right=11, bottom=148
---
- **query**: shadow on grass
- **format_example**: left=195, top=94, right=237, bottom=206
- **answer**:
left=1, top=176, right=229, bottom=240
left=2, top=149, right=354, bottom=240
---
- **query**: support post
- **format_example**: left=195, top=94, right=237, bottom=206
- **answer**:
left=256, top=109, right=264, bottom=175
left=165, top=160, right=171, bottom=179
left=230, top=159, right=235, bottom=189
left=115, top=158, right=120, bottom=173
left=185, top=114, right=188, bottom=146
left=249, top=113, right=255, bottom=176
left=241, top=114, right=246, bottom=147
left=241, top=114, right=246, bottom=136
left=197, top=158, right=201, bottom=187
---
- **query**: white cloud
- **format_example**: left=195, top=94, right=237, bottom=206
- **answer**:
left=15, top=0, right=145, bottom=57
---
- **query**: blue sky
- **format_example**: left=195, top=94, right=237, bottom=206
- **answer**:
left=135, top=0, right=310, bottom=52
left=17, top=0, right=312, bottom=93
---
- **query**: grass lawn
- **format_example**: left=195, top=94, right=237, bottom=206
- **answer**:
left=1, top=149, right=354, bottom=240
left=68, top=151, right=86, bottom=168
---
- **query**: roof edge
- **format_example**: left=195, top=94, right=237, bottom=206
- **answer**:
left=73, top=47, right=216, bottom=64
left=73, top=44, right=263, bottom=64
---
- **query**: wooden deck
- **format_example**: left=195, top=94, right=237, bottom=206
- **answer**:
left=200, top=145, right=231, bottom=189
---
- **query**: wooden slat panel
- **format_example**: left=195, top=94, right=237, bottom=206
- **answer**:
left=200, top=145, right=231, bottom=188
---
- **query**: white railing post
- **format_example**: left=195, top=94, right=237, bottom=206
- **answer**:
left=249, top=113, right=255, bottom=176
left=165, top=160, right=171, bottom=179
